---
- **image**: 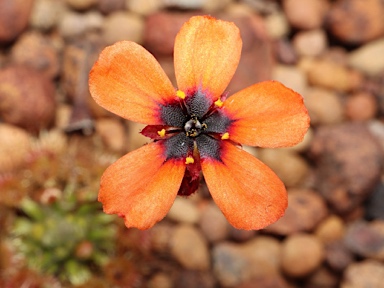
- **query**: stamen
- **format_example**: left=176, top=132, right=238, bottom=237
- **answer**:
left=185, top=156, right=194, bottom=164
left=221, top=132, right=229, bottom=140
left=176, top=90, right=186, bottom=100
left=214, top=98, right=223, bottom=107
left=157, top=129, right=166, bottom=137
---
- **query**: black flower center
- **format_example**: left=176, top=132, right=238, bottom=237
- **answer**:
left=184, top=115, right=207, bottom=137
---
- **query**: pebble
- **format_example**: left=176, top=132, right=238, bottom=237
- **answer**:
left=341, top=260, right=384, bottom=288
left=266, top=189, right=328, bottom=235
left=98, top=0, right=126, bottom=14
left=282, top=0, right=329, bottom=30
left=203, top=0, right=233, bottom=12
left=327, top=0, right=384, bottom=44
left=149, top=222, right=174, bottom=253
left=170, top=224, right=210, bottom=270
left=102, top=12, right=144, bottom=45
left=315, top=215, right=346, bottom=244
left=0, top=65, right=56, bottom=133
left=272, top=65, right=307, bottom=96
left=265, top=12, right=290, bottom=39
left=273, top=38, right=298, bottom=65
left=147, top=272, right=173, bottom=288
left=126, top=0, right=163, bottom=16
left=325, top=240, right=354, bottom=272
left=65, top=0, right=97, bottom=11
left=10, top=31, right=60, bottom=79
left=95, top=118, right=126, bottom=152
left=281, top=233, right=324, bottom=278
left=310, top=123, right=383, bottom=214
left=306, top=267, right=339, bottom=288
left=59, top=11, right=90, bottom=38
left=0, top=0, right=34, bottom=43
left=348, top=38, right=384, bottom=76
left=167, top=197, right=200, bottom=224
left=199, top=201, right=230, bottom=242
left=304, top=87, right=344, bottom=125
left=292, top=29, right=327, bottom=57
left=345, top=91, right=378, bottom=121
left=30, top=0, right=65, bottom=31
left=174, top=270, right=215, bottom=288
left=258, top=149, right=309, bottom=188
left=344, top=220, right=384, bottom=261
left=0, top=124, right=31, bottom=174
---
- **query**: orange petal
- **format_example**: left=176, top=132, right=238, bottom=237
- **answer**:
left=174, top=16, right=242, bottom=100
left=89, top=41, right=176, bottom=124
left=98, top=142, right=185, bottom=229
left=223, top=81, right=310, bottom=147
left=201, top=142, right=287, bottom=230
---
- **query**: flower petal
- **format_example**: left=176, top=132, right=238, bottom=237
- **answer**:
left=201, top=142, right=287, bottom=230
left=223, top=81, right=310, bottom=147
left=98, top=142, right=185, bottom=229
left=89, top=41, right=176, bottom=124
left=174, top=16, right=242, bottom=100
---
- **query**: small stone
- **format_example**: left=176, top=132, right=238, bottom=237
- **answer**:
left=126, top=0, right=163, bottom=15
left=265, top=12, right=290, bottom=39
left=30, top=0, right=65, bottom=31
left=174, top=270, right=215, bottom=288
left=310, top=123, right=383, bottom=214
left=10, top=31, right=60, bottom=79
left=315, top=215, right=346, bottom=244
left=273, top=38, right=298, bottom=65
left=266, top=189, right=328, bottom=235
left=95, top=118, right=126, bottom=152
left=305, top=267, right=339, bottom=288
left=293, top=29, right=328, bottom=57
left=345, top=91, right=378, bottom=121
left=304, top=87, right=344, bottom=125
left=0, top=65, right=56, bottom=133
left=170, top=225, right=210, bottom=270
left=283, top=0, right=330, bottom=30
left=102, top=12, right=144, bottom=45
left=147, top=273, right=173, bottom=288
left=167, top=197, right=200, bottom=224
left=59, top=11, right=88, bottom=38
left=0, top=0, right=34, bottom=43
left=163, top=0, right=203, bottom=9
left=305, top=58, right=361, bottom=92
left=98, top=0, right=125, bottom=14
left=272, top=65, right=307, bottom=96
left=228, top=227, right=256, bottom=242
left=281, top=234, right=324, bottom=278
left=258, top=149, right=309, bottom=188
left=327, top=0, right=384, bottom=44
left=344, top=220, right=384, bottom=261
left=348, top=38, right=384, bottom=76
left=65, top=0, right=97, bottom=10
left=199, top=201, right=230, bottom=242
left=149, top=222, right=174, bottom=253
left=325, top=240, right=354, bottom=272
left=203, top=0, right=233, bottom=12
left=341, top=260, right=384, bottom=288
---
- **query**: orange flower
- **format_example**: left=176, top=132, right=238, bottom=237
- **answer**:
left=89, top=16, right=310, bottom=230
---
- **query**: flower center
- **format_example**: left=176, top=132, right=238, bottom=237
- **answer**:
left=184, top=115, right=207, bottom=138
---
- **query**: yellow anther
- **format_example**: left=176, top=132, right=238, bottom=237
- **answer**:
left=176, top=90, right=186, bottom=99
left=157, top=129, right=166, bottom=137
left=221, top=132, right=229, bottom=140
left=214, top=98, right=223, bottom=107
left=185, top=156, right=194, bottom=164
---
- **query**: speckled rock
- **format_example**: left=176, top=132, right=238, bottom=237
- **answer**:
left=315, top=215, right=346, bottom=244
left=344, top=220, right=384, bottom=261
left=345, top=91, right=378, bottom=121
left=0, top=0, right=34, bottom=43
left=266, top=189, right=328, bottom=235
left=170, top=225, right=210, bottom=270
left=304, top=87, right=344, bottom=125
left=30, top=0, right=65, bottom=30
left=258, top=149, right=309, bottom=188
left=199, top=201, right=230, bottom=242
left=167, top=197, right=200, bottom=224
left=327, top=0, right=384, bottom=44
left=310, top=123, right=383, bottom=214
left=348, top=38, right=384, bottom=76
left=283, top=0, right=329, bottom=30
left=10, top=31, right=60, bottom=79
left=292, top=29, right=327, bottom=57
left=341, top=260, right=384, bottom=288
left=102, top=12, right=144, bottom=45
left=281, top=233, right=324, bottom=278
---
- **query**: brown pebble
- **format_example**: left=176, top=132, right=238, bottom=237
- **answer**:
left=281, top=233, right=324, bottom=278
left=65, top=0, right=97, bottom=11
left=167, top=197, right=200, bottom=224
left=345, top=91, right=378, bottom=121
left=266, top=189, right=328, bottom=235
left=292, top=29, right=327, bottom=57
left=95, top=118, right=126, bottom=152
left=315, top=215, right=346, bottom=244
left=0, top=65, right=56, bottom=133
left=98, top=0, right=125, bottom=14
left=199, top=201, right=230, bottom=243
left=305, top=267, right=339, bottom=288
left=341, top=260, right=384, bottom=288
left=327, top=0, right=384, bottom=44
left=0, top=0, right=34, bottom=43
left=325, top=240, right=354, bottom=272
